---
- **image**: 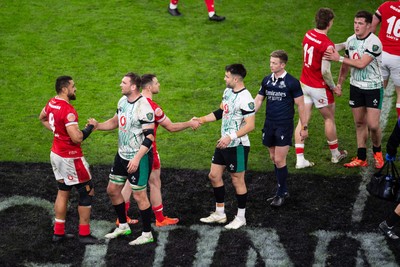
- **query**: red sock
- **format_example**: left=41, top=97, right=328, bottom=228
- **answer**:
left=170, top=0, right=178, bottom=5
left=125, top=202, right=130, bottom=217
left=295, top=147, right=304, bottom=155
left=204, top=0, right=214, bottom=12
left=152, top=204, right=165, bottom=222
left=54, top=220, right=65, bottom=235
left=328, top=143, right=338, bottom=150
left=79, top=224, right=91, bottom=236
left=396, top=103, right=400, bottom=117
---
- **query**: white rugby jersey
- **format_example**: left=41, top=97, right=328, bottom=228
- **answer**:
left=117, top=95, right=154, bottom=160
left=221, top=88, right=255, bottom=147
left=345, top=32, right=383, bottom=90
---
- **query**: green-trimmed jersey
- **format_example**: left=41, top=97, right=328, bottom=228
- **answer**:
left=221, top=87, right=255, bottom=147
left=117, top=95, right=154, bottom=160
left=345, top=32, right=383, bottom=90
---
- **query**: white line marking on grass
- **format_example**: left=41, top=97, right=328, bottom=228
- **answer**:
left=351, top=80, right=395, bottom=223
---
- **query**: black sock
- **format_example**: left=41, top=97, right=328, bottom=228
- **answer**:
left=114, top=202, right=126, bottom=224
left=140, top=206, right=153, bottom=232
left=373, top=145, right=382, bottom=154
left=357, top=148, right=367, bottom=161
left=213, top=185, right=225, bottom=204
left=276, top=165, right=288, bottom=197
left=236, top=192, right=248, bottom=209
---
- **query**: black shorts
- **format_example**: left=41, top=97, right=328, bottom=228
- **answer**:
left=349, top=85, right=383, bottom=109
left=212, top=145, right=250, bottom=173
left=262, top=120, right=293, bottom=147
left=109, top=149, right=153, bottom=191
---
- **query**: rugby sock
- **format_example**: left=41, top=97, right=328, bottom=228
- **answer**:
left=373, top=145, right=382, bottom=154
left=357, top=148, right=367, bottom=161
left=216, top=205, right=225, bottom=215
left=295, top=144, right=305, bottom=162
left=237, top=208, right=246, bottom=221
left=79, top=224, right=90, bottom=236
left=386, top=211, right=400, bottom=227
left=396, top=103, right=400, bottom=118
left=276, top=166, right=288, bottom=197
left=140, top=206, right=153, bottom=233
left=327, top=139, right=340, bottom=157
left=125, top=202, right=130, bottom=217
left=152, top=204, right=165, bottom=222
left=213, top=185, right=225, bottom=204
left=114, top=202, right=127, bottom=224
left=170, top=0, right=178, bottom=6
left=54, top=218, right=65, bottom=235
left=236, top=193, right=248, bottom=209
left=204, top=0, right=215, bottom=16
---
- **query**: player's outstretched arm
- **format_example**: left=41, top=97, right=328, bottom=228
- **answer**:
left=96, top=115, right=118, bottom=131
left=160, top=117, right=201, bottom=132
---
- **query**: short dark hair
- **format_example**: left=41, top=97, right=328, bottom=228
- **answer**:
left=55, top=76, right=73, bottom=94
left=225, top=64, right=247, bottom=79
left=355, top=10, right=373, bottom=24
left=270, top=50, right=288, bottom=64
left=315, top=8, right=335, bottom=30
left=124, top=72, right=141, bottom=89
left=141, top=74, right=157, bottom=89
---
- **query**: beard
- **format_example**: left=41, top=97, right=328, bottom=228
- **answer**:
left=68, top=92, right=76, bottom=101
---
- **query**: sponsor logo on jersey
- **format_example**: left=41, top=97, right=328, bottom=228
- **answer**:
left=67, top=113, right=76, bottom=122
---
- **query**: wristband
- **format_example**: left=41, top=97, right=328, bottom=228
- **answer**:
left=339, top=56, right=344, bottom=63
left=81, top=124, right=94, bottom=141
left=228, top=132, right=237, bottom=140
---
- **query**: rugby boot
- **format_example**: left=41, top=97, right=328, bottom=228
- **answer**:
left=79, top=234, right=100, bottom=244
left=344, top=157, right=368, bottom=168
left=168, top=7, right=182, bottom=16
left=331, top=150, right=348, bottom=163
left=225, top=216, right=246, bottom=230
left=200, top=212, right=227, bottom=224
left=52, top=233, right=74, bottom=242
left=295, top=159, right=315, bottom=169
left=374, top=152, right=384, bottom=169
left=105, top=225, right=131, bottom=239
left=116, top=216, right=139, bottom=227
left=156, top=216, right=179, bottom=227
left=129, top=232, right=154, bottom=246
left=209, top=14, right=225, bottom=21
left=379, top=221, right=399, bottom=240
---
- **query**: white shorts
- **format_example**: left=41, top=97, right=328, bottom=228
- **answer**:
left=301, top=82, right=335, bottom=108
left=50, top=151, right=92, bottom=186
left=381, top=51, right=400, bottom=87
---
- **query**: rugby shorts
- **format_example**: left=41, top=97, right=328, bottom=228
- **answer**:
left=349, top=85, right=383, bottom=109
left=212, top=144, right=249, bottom=173
left=50, top=151, right=91, bottom=186
left=301, top=82, right=334, bottom=108
left=109, top=150, right=153, bottom=191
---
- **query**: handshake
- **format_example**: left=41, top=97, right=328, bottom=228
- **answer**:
left=84, top=116, right=205, bottom=132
